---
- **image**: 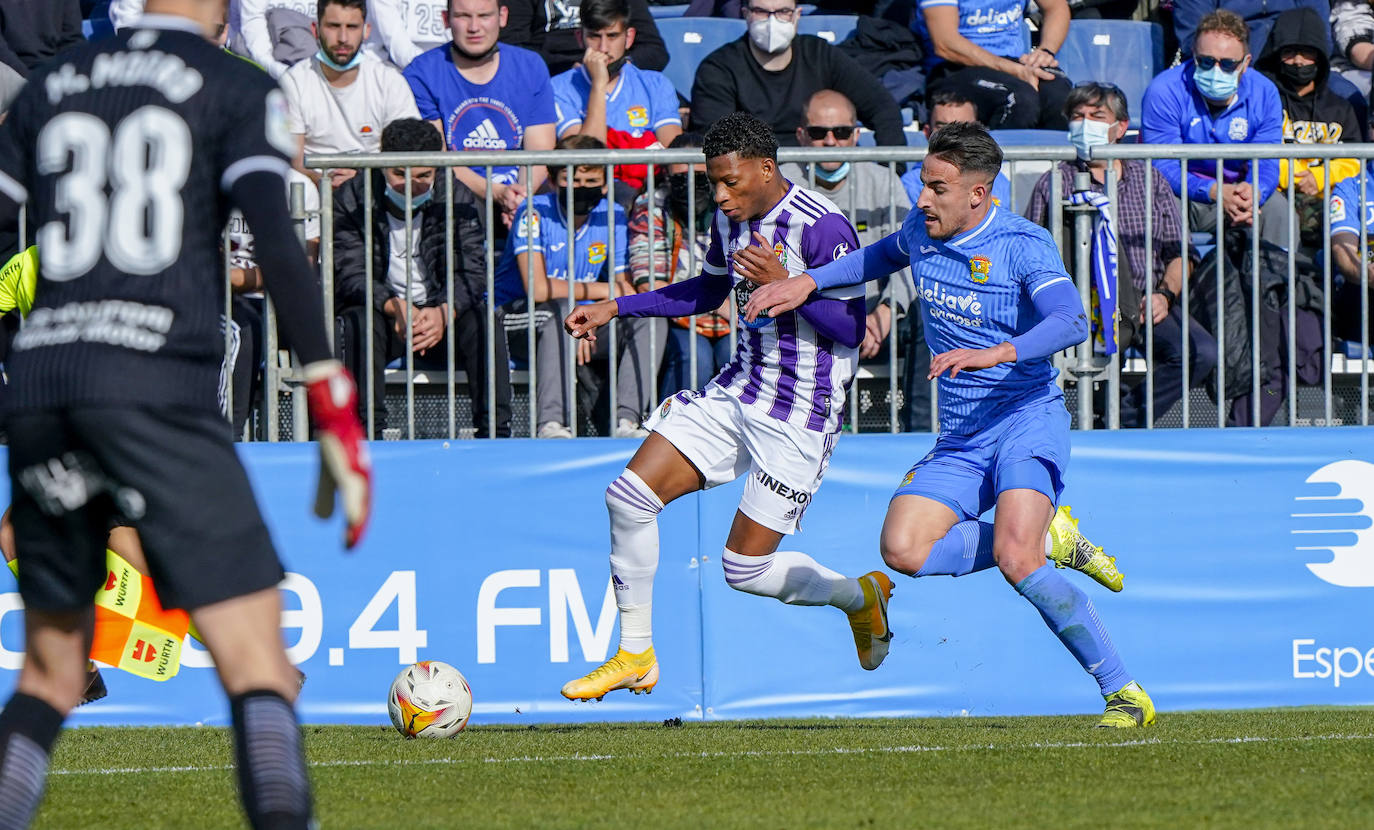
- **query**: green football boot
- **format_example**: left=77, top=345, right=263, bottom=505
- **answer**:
left=1097, top=682, right=1157, bottom=728
left=1048, top=505, right=1124, bottom=592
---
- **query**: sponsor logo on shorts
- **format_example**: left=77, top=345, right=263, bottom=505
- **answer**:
left=612, top=575, right=629, bottom=591
left=755, top=470, right=810, bottom=504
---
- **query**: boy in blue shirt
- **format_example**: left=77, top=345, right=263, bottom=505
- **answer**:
left=497, top=135, right=661, bottom=438
left=403, top=0, right=557, bottom=226
left=550, top=0, right=681, bottom=193
left=742, top=123, right=1155, bottom=729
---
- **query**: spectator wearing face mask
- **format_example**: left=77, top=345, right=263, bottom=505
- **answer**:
left=1026, top=83, right=1216, bottom=429
left=689, top=0, right=906, bottom=148
left=628, top=133, right=725, bottom=394
left=496, top=135, right=659, bottom=438
left=331, top=118, right=513, bottom=438
left=1142, top=9, right=1288, bottom=252
left=1255, top=6, right=1363, bottom=246
left=780, top=89, right=913, bottom=369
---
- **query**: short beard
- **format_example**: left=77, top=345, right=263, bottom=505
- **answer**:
left=452, top=40, right=499, bottom=62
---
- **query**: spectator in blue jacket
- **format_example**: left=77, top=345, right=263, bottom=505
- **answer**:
left=1172, top=0, right=1328, bottom=57
left=1142, top=9, right=1290, bottom=252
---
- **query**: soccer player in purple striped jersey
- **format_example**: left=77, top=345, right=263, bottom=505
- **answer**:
left=557, top=112, right=895, bottom=701
left=744, top=123, right=1156, bottom=728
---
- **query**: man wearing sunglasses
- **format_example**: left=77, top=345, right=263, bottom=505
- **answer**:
left=689, top=0, right=906, bottom=148
left=1142, top=9, right=1288, bottom=253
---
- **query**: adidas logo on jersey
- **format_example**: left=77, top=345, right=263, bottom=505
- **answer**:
left=462, top=119, right=507, bottom=150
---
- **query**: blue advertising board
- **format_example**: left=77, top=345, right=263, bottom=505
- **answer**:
left=0, top=427, right=1369, bottom=727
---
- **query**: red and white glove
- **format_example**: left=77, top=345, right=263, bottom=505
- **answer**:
left=305, top=360, right=371, bottom=549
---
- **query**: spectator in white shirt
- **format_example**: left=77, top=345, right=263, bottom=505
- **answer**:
left=281, top=0, right=421, bottom=186
left=109, top=0, right=146, bottom=30
left=234, top=0, right=318, bottom=79
left=369, top=0, right=448, bottom=68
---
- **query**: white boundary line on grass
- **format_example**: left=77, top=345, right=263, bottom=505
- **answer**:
left=49, top=732, right=1374, bottom=777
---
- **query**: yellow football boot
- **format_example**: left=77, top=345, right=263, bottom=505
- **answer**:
left=847, top=571, right=894, bottom=671
left=1048, top=505, right=1124, bottom=592
left=1097, top=682, right=1157, bottom=728
left=560, top=646, right=659, bottom=701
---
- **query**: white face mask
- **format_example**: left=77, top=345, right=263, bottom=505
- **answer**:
left=748, top=16, right=796, bottom=54
left=1068, top=118, right=1113, bottom=160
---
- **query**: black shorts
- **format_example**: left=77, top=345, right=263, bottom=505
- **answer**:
left=7, top=406, right=283, bottom=612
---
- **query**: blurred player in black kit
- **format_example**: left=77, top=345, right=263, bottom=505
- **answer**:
left=0, top=0, right=373, bottom=828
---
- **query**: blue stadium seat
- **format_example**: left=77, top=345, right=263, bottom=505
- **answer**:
left=658, top=18, right=747, bottom=101
left=1056, top=21, right=1164, bottom=130
left=798, top=14, right=858, bottom=44
left=988, top=129, right=1068, bottom=146
left=649, top=4, right=690, bottom=18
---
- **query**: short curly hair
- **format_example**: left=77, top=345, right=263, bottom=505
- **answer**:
left=1195, top=9, right=1249, bottom=53
left=703, top=112, right=777, bottom=162
left=380, top=118, right=442, bottom=153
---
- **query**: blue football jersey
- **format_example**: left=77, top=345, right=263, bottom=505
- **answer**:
left=1330, top=174, right=1374, bottom=240
left=494, top=193, right=629, bottom=307
left=898, top=204, right=1071, bottom=434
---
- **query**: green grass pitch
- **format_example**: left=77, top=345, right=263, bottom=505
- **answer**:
left=40, top=708, right=1374, bottom=829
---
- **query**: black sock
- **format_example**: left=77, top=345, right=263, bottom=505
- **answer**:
left=229, top=690, right=313, bottom=830
left=0, top=693, right=63, bottom=830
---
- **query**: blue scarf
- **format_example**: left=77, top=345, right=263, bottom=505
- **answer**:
left=1068, top=190, right=1119, bottom=355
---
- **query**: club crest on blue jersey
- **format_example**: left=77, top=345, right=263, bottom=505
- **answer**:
left=587, top=242, right=607, bottom=264
left=970, top=255, right=991, bottom=284
left=627, top=106, right=649, bottom=128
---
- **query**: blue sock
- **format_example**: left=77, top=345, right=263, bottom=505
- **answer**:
left=1015, top=563, right=1131, bottom=696
left=916, top=521, right=997, bottom=577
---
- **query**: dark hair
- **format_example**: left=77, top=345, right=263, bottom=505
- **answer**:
left=667, top=131, right=704, bottom=150
left=380, top=118, right=443, bottom=153
left=550, top=134, right=607, bottom=180
left=703, top=112, right=777, bottom=162
left=318, top=0, right=367, bottom=20
left=581, top=0, right=631, bottom=31
left=927, top=85, right=983, bottom=122
left=1063, top=83, right=1129, bottom=124
left=926, top=122, right=1003, bottom=184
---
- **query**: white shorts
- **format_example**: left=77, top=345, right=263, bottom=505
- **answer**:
left=644, top=384, right=839, bottom=535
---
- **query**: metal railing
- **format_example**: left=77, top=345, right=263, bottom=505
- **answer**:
left=213, top=142, right=1374, bottom=440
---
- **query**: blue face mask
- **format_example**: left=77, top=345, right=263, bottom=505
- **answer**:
left=385, top=185, right=433, bottom=211
left=316, top=46, right=363, bottom=72
left=1194, top=63, right=1241, bottom=102
left=813, top=162, right=851, bottom=184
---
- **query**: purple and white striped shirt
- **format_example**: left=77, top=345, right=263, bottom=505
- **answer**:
left=706, top=182, right=863, bottom=434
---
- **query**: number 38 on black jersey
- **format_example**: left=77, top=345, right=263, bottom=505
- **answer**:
left=0, top=17, right=296, bottom=411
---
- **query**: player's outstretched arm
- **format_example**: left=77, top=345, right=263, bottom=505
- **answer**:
left=744, top=232, right=906, bottom=321
left=232, top=171, right=373, bottom=550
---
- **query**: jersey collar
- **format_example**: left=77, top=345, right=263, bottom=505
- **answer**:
left=749, top=180, right=795, bottom=229
left=132, top=14, right=206, bottom=36
left=947, top=205, right=997, bottom=248
left=579, top=64, right=628, bottom=103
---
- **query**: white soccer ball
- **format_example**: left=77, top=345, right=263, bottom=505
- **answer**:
left=387, top=660, right=473, bottom=738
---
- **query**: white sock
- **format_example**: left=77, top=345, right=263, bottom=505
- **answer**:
left=721, top=548, right=865, bottom=613
left=1044, top=532, right=1054, bottom=556
left=605, top=469, right=664, bottom=654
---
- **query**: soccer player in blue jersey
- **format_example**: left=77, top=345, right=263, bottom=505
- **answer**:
left=743, top=123, right=1155, bottom=728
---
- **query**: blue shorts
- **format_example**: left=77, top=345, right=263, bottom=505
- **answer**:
left=893, top=401, right=1070, bottom=521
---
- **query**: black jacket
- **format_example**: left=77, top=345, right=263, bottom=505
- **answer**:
left=0, top=0, right=84, bottom=77
left=689, top=35, right=906, bottom=147
left=1256, top=7, right=1366, bottom=143
left=500, top=0, right=668, bottom=75
left=332, top=172, right=488, bottom=316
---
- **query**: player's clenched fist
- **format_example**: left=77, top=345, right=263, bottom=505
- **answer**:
left=565, top=299, right=618, bottom=342
left=305, top=360, right=372, bottom=549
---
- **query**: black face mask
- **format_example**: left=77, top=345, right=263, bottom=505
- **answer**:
left=667, top=173, right=714, bottom=224
left=1278, top=61, right=1320, bottom=90
left=570, top=185, right=603, bottom=216
left=452, top=40, right=499, bottom=62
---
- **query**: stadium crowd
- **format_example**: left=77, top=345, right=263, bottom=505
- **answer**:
left=4, top=0, right=1373, bottom=435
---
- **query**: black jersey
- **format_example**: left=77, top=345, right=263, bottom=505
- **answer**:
left=0, top=15, right=298, bottom=411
